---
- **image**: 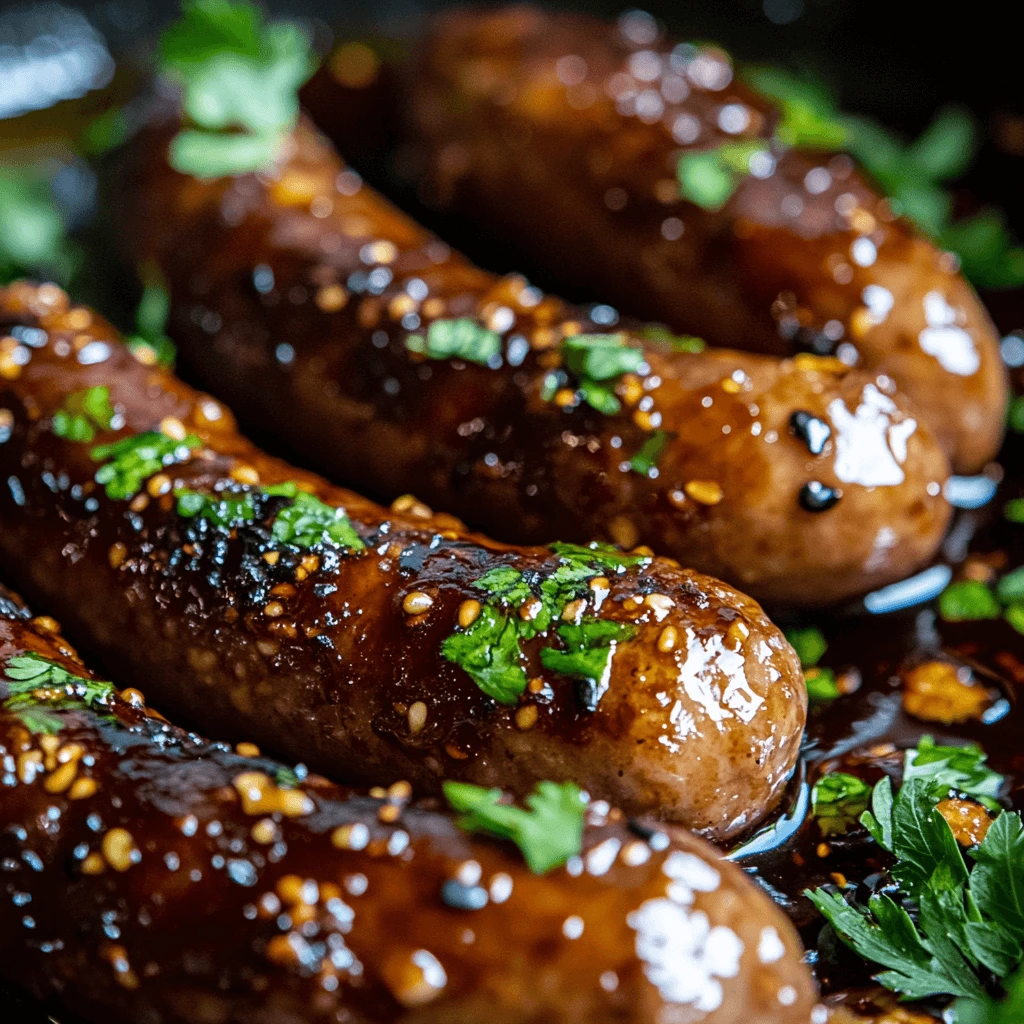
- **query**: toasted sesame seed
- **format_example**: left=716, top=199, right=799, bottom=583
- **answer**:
left=146, top=473, right=172, bottom=498
left=408, top=701, right=428, bottom=734
left=561, top=598, right=586, bottom=622
left=657, top=625, right=677, bottom=653
left=379, top=803, right=401, bottom=823
left=589, top=576, right=610, bottom=592
left=315, top=284, right=348, bottom=312
left=236, top=742, right=261, bottom=757
left=403, top=591, right=434, bottom=615
left=69, top=777, right=97, bottom=801
left=80, top=851, right=106, bottom=875
left=44, top=760, right=78, bottom=794
left=388, top=780, right=413, bottom=802
left=515, top=704, right=539, bottom=730
left=108, top=542, right=128, bottom=569
left=129, top=493, right=149, bottom=513
left=519, top=597, right=543, bottom=621
left=263, top=551, right=280, bottom=565
left=644, top=593, right=675, bottom=616
left=683, top=480, right=724, bottom=505
left=264, top=601, right=285, bottom=618
left=251, top=819, right=278, bottom=845
left=102, top=828, right=138, bottom=872
left=159, top=417, right=187, bottom=441
left=458, top=599, right=481, bottom=628
left=278, top=789, right=315, bottom=817
left=816, top=843, right=831, bottom=858
left=265, top=934, right=299, bottom=966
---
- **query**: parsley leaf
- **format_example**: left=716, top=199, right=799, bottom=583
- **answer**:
left=270, top=489, right=365, bottom=551
left=786, top=625, right=828, bottom=668
left=406, top=318, right=502, bottom=366
left=158, top=0, right=316, bottom=179
left=1005, top=500, right=1024, bottom=525
left=52, top=386, right=115, bottom=443
left=91, top=431, right=202, bottom=501
left=443, top=779, right=587, bottom=873
left=639, top=324, right=706, bottom=353
left=126, top=281, right=176, bottom=368
left=0, top=166, right=79, bottom=286
left=939, top=580, right=1002, bottom=622
left=677, top=140, right=770, bottom=211
left=956, top=965, right=1024, bottom=1024
left=904, top=736, right=1005, bottom=811
left=441, top=604, right=528, bottom=705
left=540, top=620, right=635, bottom=710
left=176, top=488, right=258, bottom=527
left=548, top=541, right=650, bottom=575
left=556, top=333, right=646, bottom=415
left=2, top=652, right=115, bottom=735
left=812, top=772, right=872, bottom=836
left=629, top=430, right=670, bottom=476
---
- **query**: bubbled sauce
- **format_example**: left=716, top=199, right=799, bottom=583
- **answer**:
left=0, top=587, right=815, bottom=1024
left=399, top=5, right=1006, bottom=475
left=120, top=112, right=950, bottom=606
left=0, top=282, right=805, bottom=839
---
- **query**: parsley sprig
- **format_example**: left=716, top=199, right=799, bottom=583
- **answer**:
left=548, top=333, right=646, bottom=415
left=52, top=386, right=115, bottom=443
left=158, top=0, right=317, bottom=178
left=808, top=740, right=1017, bottom=1016
left=2, top=653, right=115, bottom=735
left=444, top=779, right=587, bottom=873
left=126, top=281, right=176, bottom=369
left=442, top=542, right=647, bottom=705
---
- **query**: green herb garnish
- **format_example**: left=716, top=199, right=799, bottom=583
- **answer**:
left=443, top=779, right=587, bottom=873
left=2, top=652, right=115, bottom=735
left=126, top=281, right=176, bottom=368
left=629, top=430, right=669, bottom=476
left=903, top=736, right=1004, bottom=812
left=786, top=625, right=828, bottom=668
left=270, top=487, right=365, bottom=550
left=91, top=431, right=202, bottom=501
left=406, top=318, right=502, bottom=366
left=957, top=965, right=1024, bottom=1024
left=938, top=575, right=1024, bottom=635
left=52, top=386, right=116, bottom=443
left=554, top=333, right=646, bottom=415
left=812, top=771, right=872, bottom=837
left=639, top=324, right=706, bottom=353
left=677, top=140, right=770, bottom=212
left=176, top=488, right=258, bottom=527
left=809, top=779, right=1024, bottom=1008
left=158, top=0, right=316, bottom=178
left=1005, top=500, right=1024, bottom=525
left=0, top=166, right=80, bottom=286
left=442, top=542, right=649, bottom=705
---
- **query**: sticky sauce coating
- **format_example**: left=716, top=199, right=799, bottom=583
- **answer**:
left=0, top=282, right=805, bottom=839
left=403, top=5, right=1007, bottom=475
left=121, top=113, right=950, bottom=606
left=0, top=585, right=816, bottom=1023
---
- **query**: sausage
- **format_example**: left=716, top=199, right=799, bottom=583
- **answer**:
left=398, top=6, right=1007, bottom=476
left=0, top=280, right=805, bottom=840
left=120, top=118, right=951, bottom=606
left=0, top=582, right=817, bottom=1023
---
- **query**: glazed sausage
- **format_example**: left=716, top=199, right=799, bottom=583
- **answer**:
left=0, top=281, right=805, bottom=839
left=121, top=117, right=951, bottom=606
left=0, top=583, right=816, bottom=1023
left=397, top=6, right=1006, bottom=476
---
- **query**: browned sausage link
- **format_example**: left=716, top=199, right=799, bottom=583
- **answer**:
left=398, top=6, right=1006, bottom=475
left=121, top=114, right=951, bottom=607
left=0, top=585, right=816, bottom=1023
left=0, top=282, right=805, bottom=839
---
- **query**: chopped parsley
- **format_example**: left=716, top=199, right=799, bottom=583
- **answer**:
left=0, top=165, right=79, bottom=286
left=785, top=624, right=838, bottom=704
left=270, top=487, right=365, bottom=550
left=91, top=431, right=202, bottom=501
left=406, top=318, right=501, bottom=366
left=126, top=281, right=176, bottom=368
left=546, top=333, right=646, bottom=416
left=176, top=481, right=365, bottom=551
left=739, top=66, right=1024, bottom=290
left=2, top=652, right=115, bottom=735
left=639, top=324, right=706, bottom=353
left=1005, top=500, right=1024, bottom=525
left=1007, top=396, right=1024, bottom=434
left=958, top=966, right=1024, bottom=1024
left=158, top=0, right=316, bottom=178
left=443, top=779, right=587, bottom=874
left=938, top=576, right=1024, bottom=635
left=903, top=736, right=1004, bottom=812
left=677, top=140, right=769, bottom=212
left=629, top=430, right=670, bottom=476
left=52, top=386, right=115, bottom=443
left=442, top=542, right=649, bottom=705
left=812, top=771, right=872, bottom=837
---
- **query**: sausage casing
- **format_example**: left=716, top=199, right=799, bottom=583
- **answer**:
left=122, top=118, right=951, bottom=605
left=0, top=281, right=805, bottom=839
left=400, top=6, right=1006, bottom=475
left=0, top=583, right=816, bottom=1023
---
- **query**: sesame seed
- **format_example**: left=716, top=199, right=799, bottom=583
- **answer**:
left=458, top=600, right=481, bottom=628
left=102, top=828, right=139, bottom=872
left=159, top=417, right=187, bottom=441
left=683, top=480, right=724, bottom=505
left=403, top=591, right=434, bottom=615
left=44, top=761, right=78, bottom=794
left=657, top=625, right=677, bottom=653
left=408, top=701, right=428, bottom=734
left=69, top=777, right=97, bottom=800
left=230, top=464, right=261, bottom=485
left=146, top=473, right=171, bottom=498
left=80, top=852, right=105, bottom=875
left=264, top=601, right=284, bottom=618
left=108, top=542, right=128, bottom=569
left=515, top=704, right=539, bottom=730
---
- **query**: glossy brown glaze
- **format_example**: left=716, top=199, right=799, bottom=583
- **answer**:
left=0, top=281, right=806, bottom=839
left=0, top=583, right=817, bottom=1024
left=403, top=5, right=1006, bottom=475
left=121, top=118, right=950, bottom=606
